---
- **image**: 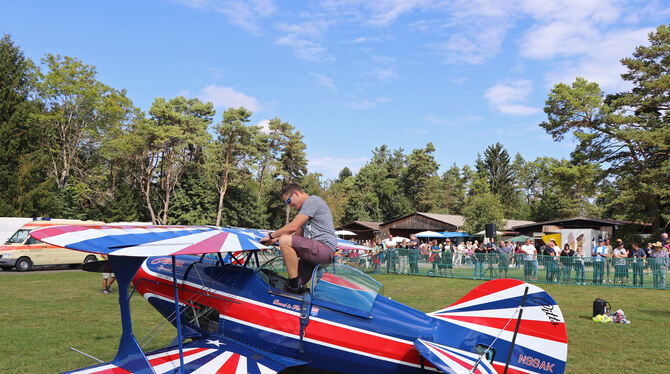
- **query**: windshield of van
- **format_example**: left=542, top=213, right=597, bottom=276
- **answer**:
left=6, top=229, right=30, bottom=244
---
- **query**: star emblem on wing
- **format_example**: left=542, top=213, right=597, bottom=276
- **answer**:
left=206, top=339, right=226, bottom=347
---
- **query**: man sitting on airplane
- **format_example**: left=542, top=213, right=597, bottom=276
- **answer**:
left=261, top=183, right=337, bottom=293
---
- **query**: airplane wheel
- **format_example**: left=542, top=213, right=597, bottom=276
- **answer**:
left=84, top=255, right=97, bottom=264
left=15, top=257, right=33, bottom=272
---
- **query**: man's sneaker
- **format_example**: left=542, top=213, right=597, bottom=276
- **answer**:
left=106, top=286, right=113, bottom=293
left=285, top=282, right=307, bottom=294
left=102, top=289, right=109, bottom=295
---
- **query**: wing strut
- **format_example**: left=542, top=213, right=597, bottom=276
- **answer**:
left=171, top=255, right=186, bottom=374
left=108, top=255, right=155, bottom=374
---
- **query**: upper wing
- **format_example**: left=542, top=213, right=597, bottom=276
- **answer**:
left=30, top=225, right=268, bottom=257
left=61, top=337, right=307, bottom=374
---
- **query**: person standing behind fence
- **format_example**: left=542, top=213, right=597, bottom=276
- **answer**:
left=648, top=241, right=668, bottom=288
left=613, top=239, right=628, bottom=286
left=441, top=238, right=454, bottom=277
left=408, top=234, right=420, bottom=275
left=384, top=235, right=396, bottom=273
left=544, top=240, right=560, bottom=283
left=605, top=238, right=614, bottom=283
left=631, top=243, right=646, bottom=287
left=560, top=243, right=575, bottom=284
left=592, top=238, right=608, bottom=284
left=473, top=243, right=486, bottom=279
left=429, top=239, right=440, bottom=275
left=496, top=240, right=512, bottom=278
left=521, top=239, right=536, bottom=282
left=573, top=245, right=586, bottom=285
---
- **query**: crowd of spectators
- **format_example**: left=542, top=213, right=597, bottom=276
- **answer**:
left=334, top=232, right=670, bottom=288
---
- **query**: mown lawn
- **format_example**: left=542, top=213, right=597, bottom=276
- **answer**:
left=1, top=271, right=668, bottom=373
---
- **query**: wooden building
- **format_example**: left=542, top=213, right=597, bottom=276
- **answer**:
left=379, top=212, right=464, bottom=238
left=336, top=221, right=381, bottom=241
left=512, top=217, right=651, bottom=239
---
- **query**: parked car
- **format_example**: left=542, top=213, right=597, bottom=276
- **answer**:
left=0, top=217, right=104, bottom=271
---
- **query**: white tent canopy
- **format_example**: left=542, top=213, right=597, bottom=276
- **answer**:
left=335, top=230, right=356, bottom=236
left=387, top=236, right=409, bottom=244
left=415, top=231, right=446, bottom=238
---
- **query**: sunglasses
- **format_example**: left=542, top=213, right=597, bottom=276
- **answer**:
left=285, top=191, right=294, bottom=205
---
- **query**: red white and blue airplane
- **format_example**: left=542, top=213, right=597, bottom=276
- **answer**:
left=31, top=225, right=567, bottom=374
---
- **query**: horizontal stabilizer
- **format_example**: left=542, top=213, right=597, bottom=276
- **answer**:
left=428, top=279, right=567, bottom=374
left=415, top=338, right=496, bottom=374
left=62, top=337, right=307, bottom=374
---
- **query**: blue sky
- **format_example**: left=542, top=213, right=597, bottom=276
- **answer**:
left=1, top=1, right=667, bottom=179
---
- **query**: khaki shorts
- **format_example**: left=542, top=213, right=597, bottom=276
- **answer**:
left=292, top=236, right=334, bottom=283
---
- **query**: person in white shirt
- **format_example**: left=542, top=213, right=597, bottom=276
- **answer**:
left=521, top=238, right=537, bottom=281
left=384, top=235, right=397, bottom=273
left=592, top=238, right=608, bottom=284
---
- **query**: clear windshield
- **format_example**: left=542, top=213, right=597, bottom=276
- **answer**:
left=311, top=264, right=383, bottom=316
left=6, top=229, right=30, bottom=244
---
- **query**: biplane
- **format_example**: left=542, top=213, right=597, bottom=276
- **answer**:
left=31, top=225, right=567, bottom=374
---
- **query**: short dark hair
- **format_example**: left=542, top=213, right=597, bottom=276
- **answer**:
left=282, top=183, right=303, bottom=196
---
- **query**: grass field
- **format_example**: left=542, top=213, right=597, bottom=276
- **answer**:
left=1, top=270, right=669, bottom=373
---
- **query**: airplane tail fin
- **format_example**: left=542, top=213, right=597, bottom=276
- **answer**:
left=426, top=279, right=567, bottom=374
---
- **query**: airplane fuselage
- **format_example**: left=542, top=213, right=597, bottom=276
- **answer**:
left=133, top=256, right=440, bottom=373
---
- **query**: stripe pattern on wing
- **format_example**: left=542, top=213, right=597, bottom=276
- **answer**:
left=64, top=342, right=280, bottom=374
left=31, top=225, right=267, bottom=257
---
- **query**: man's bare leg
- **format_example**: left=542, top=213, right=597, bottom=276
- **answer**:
left=279, top=234, right=299, bottom=279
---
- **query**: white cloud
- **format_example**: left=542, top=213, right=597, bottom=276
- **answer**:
left=275, top=34, right=334, bottom=62
left=370, top=66, right=398, bottom=81
left=255, top=119, right=271, bottom=134
left=424, top=114, right=481, bottom=127
left=519, top=0, right=621, bottom=24
left=198, top=85, right=263, bottom=112
left=308, top=154, right=368, bottom=179
left=175, top=0, right=277, bottom=33
left=543, top=27, right=653, bottom=91
left=347, top=96, right=391, bottom=110
left=520, top=21, right=598, bottom=59
left=310, top=73, right=336, bottom=90
left=484, top=80, right=540, bottom=115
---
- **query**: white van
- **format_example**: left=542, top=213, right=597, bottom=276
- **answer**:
left=0, top=218, right=104, bottom=271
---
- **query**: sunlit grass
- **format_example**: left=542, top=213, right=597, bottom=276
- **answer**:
left=1, top=271, right=668, bottom=373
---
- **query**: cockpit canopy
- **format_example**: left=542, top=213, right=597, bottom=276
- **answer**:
left=310, top=263, right=383, bottom=318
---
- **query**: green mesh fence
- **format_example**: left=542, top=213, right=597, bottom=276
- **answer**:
left=339, top=251, right=669, bottom=289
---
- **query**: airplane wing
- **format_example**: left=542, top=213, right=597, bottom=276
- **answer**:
left=415, top=339, right=497, bottom=374
left=30, top=225, right=268, bottom=257
left=62, top=337, right=307, bottom=374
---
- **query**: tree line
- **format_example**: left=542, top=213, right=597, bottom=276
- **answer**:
left=0, top=25, right=668, bottom=236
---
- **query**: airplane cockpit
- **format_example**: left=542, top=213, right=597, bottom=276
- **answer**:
left=257, top=255, right=384, bottom=318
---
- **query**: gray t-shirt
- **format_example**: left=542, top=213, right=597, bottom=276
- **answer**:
left=299, top=195, right=337, bottom=250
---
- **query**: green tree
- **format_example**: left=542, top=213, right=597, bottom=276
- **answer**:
left=209, top=107, right=259, bottom=226
left=462, top=192, right=506, bottom=234
left=438, top=164, right=466, bottom=214
left=337, top=167, right=353, bottom=182
left=542, top=26, right=670, bottom=229
left=129, top=97, right=214, bottom=224
left=480, top=143, right=517, bottom=210
left=0, top=35, right=45, bottom=215
left=403, top=142, right=440, bottom=211
left=36, top=54, right=133, bottom=191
